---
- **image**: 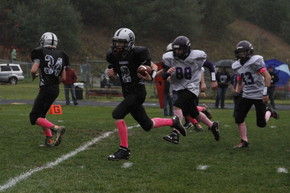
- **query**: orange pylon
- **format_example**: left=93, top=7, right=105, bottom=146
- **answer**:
left=49, top=105, right=63, bottom=115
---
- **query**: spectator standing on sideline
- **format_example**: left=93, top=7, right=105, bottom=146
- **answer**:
left=63, top=66, right=78, bottom=105
left=267, top=66, right=279, bottom=109
left=215, top=67, right=231, bottom=109
left=29, top=32, right=66, bottom=147
left=11, top=48, right=17, bottom=62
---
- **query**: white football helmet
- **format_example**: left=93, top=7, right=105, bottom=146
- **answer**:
left=39, top=32, right=58, bottom=48
left=112, top=28, right=135, bottom=52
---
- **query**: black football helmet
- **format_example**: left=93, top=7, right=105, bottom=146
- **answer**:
left=172, top=36, right=191, bottom=60
left=234, top=40, right=254, bottom=61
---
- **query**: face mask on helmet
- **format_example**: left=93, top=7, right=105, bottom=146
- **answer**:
left=40, top=32, right=58, bottom=48
left=234, top=40, right=253, bottom=61
left=112, top=28, right=135, bottom=55
left=172, top=36, right=191, bottom=60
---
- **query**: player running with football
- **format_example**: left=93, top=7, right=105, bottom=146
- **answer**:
left=232, top=40, right=278, bottom=148
left=106, top=28, right=186, bottom=161
left=162, top=36, right=220, bottom=144
left=29, top=32, right=67, bottom=147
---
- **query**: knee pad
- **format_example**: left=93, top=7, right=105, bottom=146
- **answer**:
left=29, top=113, right=37, bottom=125
left=140, top=120, right=153, bottom=132
left=112, top=109, right=125, bottom=120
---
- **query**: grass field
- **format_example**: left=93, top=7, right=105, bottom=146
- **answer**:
left=0, top=104, right=289, bottom=193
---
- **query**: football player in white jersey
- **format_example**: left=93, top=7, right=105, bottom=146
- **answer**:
left=232, top=40, right=279, bottom=148
left=162, top=36, right=220, bottom=144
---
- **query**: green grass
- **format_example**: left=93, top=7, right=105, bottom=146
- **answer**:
left=0, top=105, right=289, bottom=193
left=1, top=81, right=290, bottom=105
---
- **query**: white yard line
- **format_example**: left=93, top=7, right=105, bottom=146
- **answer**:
left=0, top=125, right=140, bottom=192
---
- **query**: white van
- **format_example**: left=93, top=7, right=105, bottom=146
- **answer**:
left=0, top=63, right=24, bottom=85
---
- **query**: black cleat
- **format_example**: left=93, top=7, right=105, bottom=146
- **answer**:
left=183, top=122, right=193, bottom=130
left=209, top=122, right=220, bottom=141
left=266, top=106, right=279, bottom=120
left=233, top=139, right=249, bottom=149
left=44, top=136, right=55, bottom=147
left=172, top=116, right=186, bottom=136
left=52, top=126, right=66, bottom=146
left=163, top=131, right=179, bottom=144
left=108, top=147, right=130, bottom=161
left=193, top=123, right=203, bottom=132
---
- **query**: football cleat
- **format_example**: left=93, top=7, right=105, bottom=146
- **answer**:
left=233, top=139, right=249, bottom=149
left=108, top=147, right=130, bottom=161
left=266, top=106, right=279, bottom=120
left=52, top=126, right=66, bottom=146
left=172, top=116, right=186, bottom=136
left=209, top=122, right=220, bottom=141
left=44, top=136, right=55, bottom=147
left=183, top=122, right=193, bottom=130
left=163, top=131, right=179, bottom=144
left=193, top=123, right=203, bottom=132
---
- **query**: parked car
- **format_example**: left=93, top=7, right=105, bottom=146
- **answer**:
left=0, top=63, right=24, bottom=85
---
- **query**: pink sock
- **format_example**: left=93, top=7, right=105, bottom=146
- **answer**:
left=152, top=118, right=173, bottom=128
left=197, top=112, right=213, bottom=127
left=265, top=111, right=271, bottom=122
left=43, top=129, right=53, bottom=137
left=36, top=118, right=54, bottom=137
left=115, top=120, right=128, bottom=148
left=186, top=116, right=198, bottom=124
left=197, top=106, right=206, bottom=112
left=36, top=118, right=54, bottom=129
left=238, top=122, right=248, bottom=142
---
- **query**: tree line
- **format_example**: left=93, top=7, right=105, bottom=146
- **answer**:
left=0, top=0, right=289, bottom=58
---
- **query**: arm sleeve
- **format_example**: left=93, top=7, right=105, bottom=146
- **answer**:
left=203, top=60, right=215, bottom=73
left=253, top=58, right=265, bottom=72
left=106, top=50, right=115, bottom=69
left=31, top=49, right=42, bottom=62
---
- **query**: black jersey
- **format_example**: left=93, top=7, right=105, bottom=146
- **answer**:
left=31, top=47, right=69, bottom=87
left=106, top=46, right=151, bottom=94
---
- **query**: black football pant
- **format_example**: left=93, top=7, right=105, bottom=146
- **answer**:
left=235, top=97, right=266, bottom=127
left=173, top=89, right=199, bottom=118
left=112, top=87, right=153, bottom=131
left=30, top=85, right=59, bottom=125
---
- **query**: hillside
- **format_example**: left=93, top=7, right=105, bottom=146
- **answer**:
left=1, top=19, right=289, bottom=64
left=80, top=19, right=290, bottom=63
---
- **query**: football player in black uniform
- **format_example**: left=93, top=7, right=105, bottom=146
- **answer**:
left=106, top=28, right=186, bottom=160
left=29, top=32, right=67, bottom=147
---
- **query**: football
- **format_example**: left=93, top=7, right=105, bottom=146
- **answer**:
left=137, top=65, right=152, bottom=76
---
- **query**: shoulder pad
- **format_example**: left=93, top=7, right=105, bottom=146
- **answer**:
left=31, top=47, right=43, bottom=61
left=231, top=60, right=241, bottom=70
left=162, top=51, right=174, bottom=60
left=247, top=55, right=263, bottom=64
left=189, top=50, right=207, bottom=60
left=132, top=46, right=149, bottom=54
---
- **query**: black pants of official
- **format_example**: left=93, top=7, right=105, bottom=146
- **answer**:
left=112, top=86, right=153, bottom=131
left=30, top=85, right=59, bottom=125
left=235, top=97, right=266, bottom=127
